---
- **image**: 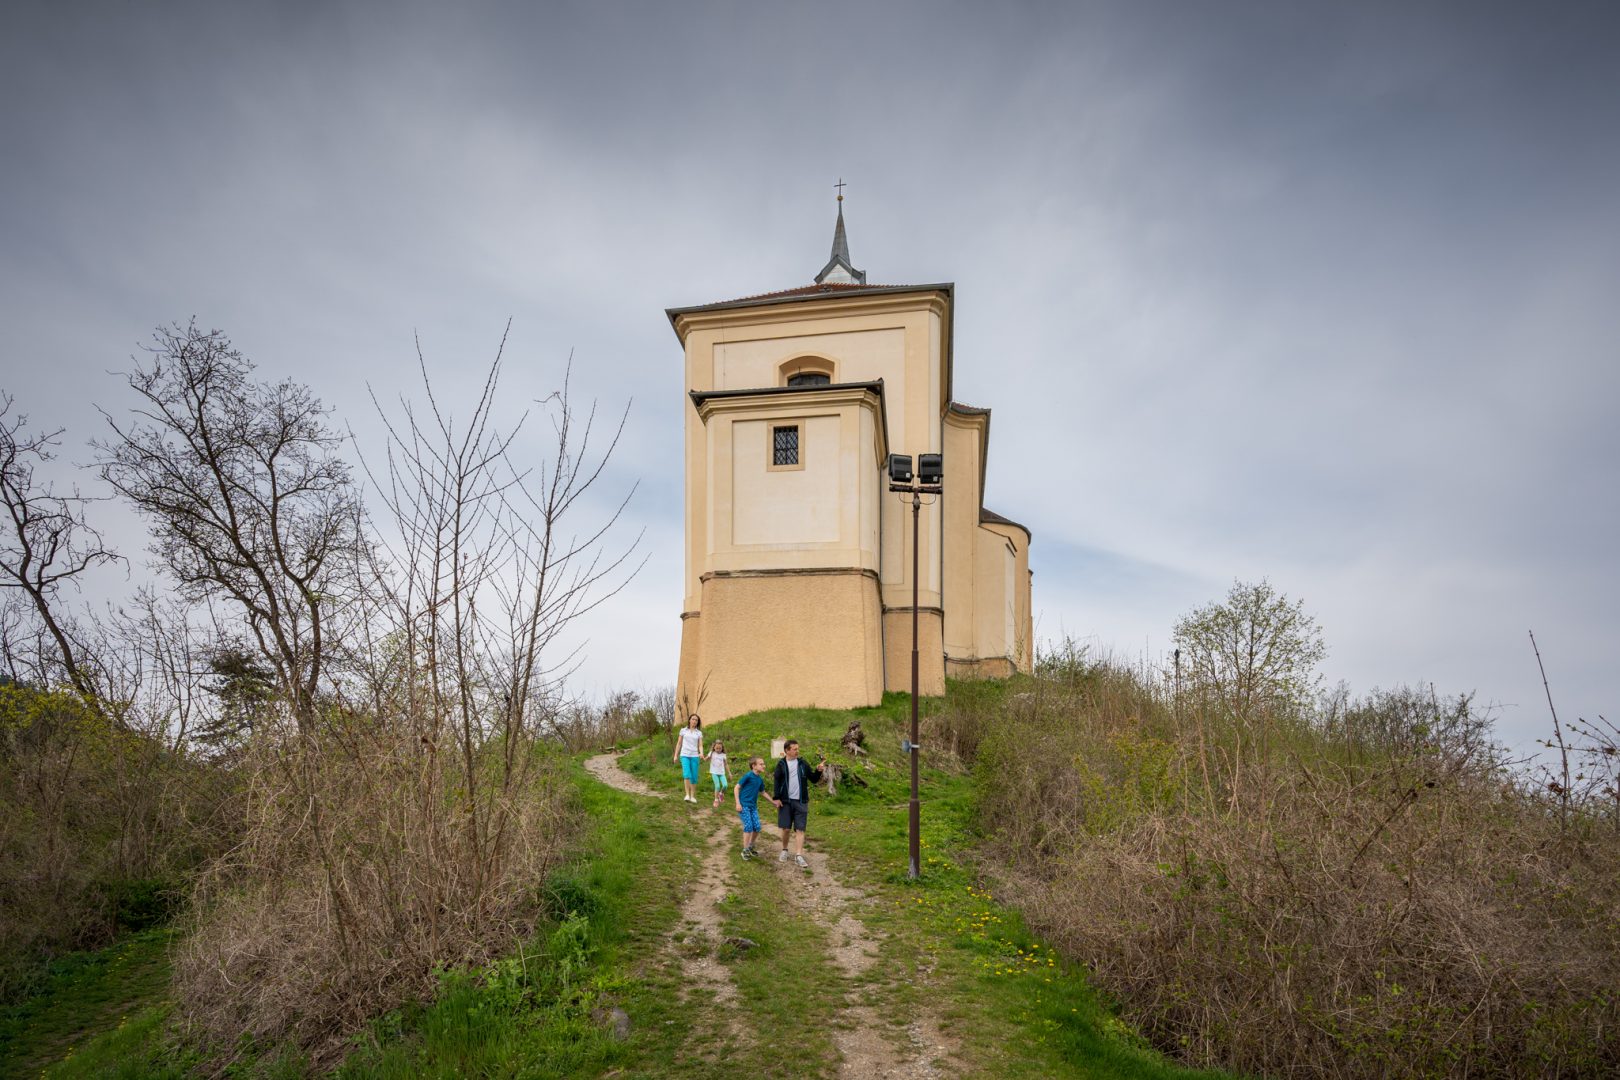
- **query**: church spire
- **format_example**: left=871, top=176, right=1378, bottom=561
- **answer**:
left=815, top=179, right=867, bottom=285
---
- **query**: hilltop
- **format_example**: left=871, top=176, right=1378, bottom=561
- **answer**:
left=2, top=693, right=1217, bottom=1079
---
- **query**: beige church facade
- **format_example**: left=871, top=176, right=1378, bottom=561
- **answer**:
left=670, top=205, right=1033, bottom=722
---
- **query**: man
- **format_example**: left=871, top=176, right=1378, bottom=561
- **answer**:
left=771, top=738, right=824, bottom=870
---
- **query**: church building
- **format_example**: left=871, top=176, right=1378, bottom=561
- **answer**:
left=669, top=197, right=1033, bottom=722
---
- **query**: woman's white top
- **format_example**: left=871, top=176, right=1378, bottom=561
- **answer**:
left=709, top=751, right=727, bottom=776
left=678, top=727, right=703, bottom=757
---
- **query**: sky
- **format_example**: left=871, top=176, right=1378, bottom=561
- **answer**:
left=2, top=0, right=1616, bottom=755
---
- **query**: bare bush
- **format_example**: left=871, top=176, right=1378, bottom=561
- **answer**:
left=1560, top=712, right=1620, bottom=831
left=0, top=670, right=229, bottom=1002
left=173, top=331, right=637, bottom=1060
left=978, top=643, right=1620, bottom=1077
left=549, top=688, right=671, bottom=752
left=174, top=723, right=574, bottom=1057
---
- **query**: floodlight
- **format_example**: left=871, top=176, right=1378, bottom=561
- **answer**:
left=887, top=454, right=913, bottom=484
left=918, top=453, right=943, bottom=485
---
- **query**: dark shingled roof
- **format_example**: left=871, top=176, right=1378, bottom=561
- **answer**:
left=723, top=281, right=902, bottom=303
left=980, top=507, right=1032, bottom=539
left=668, top=282, right=949, bottom=318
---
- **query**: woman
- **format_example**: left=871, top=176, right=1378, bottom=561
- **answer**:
left=673, top=713, right=704, bottom=803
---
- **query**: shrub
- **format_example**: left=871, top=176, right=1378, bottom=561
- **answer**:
left=550, top=688, right=673, bottom=752
left=174, top=723, right=577, bottom=1064
left=0, top=683, right=223, bottom=1002
left=974, top=653, right=1620, bottom=1077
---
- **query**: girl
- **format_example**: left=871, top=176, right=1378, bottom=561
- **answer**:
left=707, top=738, right=730, bottom=808
left=673, top=714, right=704, bottom=803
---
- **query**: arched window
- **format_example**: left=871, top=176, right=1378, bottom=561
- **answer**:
left=780, top=356, right=836, bottom=387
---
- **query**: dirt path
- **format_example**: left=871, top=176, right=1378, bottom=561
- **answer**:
left=584, top=751, right=955, bottom=1077
left=584, top=750, right=667, bottom=798
left=586, top=752, right=743, bottom=1032
left=773, top=837, right=956, bottom=1079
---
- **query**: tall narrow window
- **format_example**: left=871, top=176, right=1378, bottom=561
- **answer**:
left=772, top=424, right=800, bottom=467
left=787, top=371, right=830, bottom=387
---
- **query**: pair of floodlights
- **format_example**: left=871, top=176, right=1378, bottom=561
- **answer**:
left=887, top=452, right=943, bottom=489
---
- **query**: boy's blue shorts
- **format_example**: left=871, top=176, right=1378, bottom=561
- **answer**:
left=737, top=805, right=762, bottom=833
left=680, top=756, right=701, bottom=783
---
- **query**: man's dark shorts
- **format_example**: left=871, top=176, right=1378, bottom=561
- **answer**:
left=778, top=799, right=809, bottom=832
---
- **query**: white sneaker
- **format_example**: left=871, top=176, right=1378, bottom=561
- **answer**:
left=794, top=854, right=810, bottom=870
left=778, top=850, right=790, bottom=862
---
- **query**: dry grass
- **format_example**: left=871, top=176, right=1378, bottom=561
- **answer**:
left=173, top=720, right=576, bottom=1064
left=972, top=658, right=1620, bottom=1078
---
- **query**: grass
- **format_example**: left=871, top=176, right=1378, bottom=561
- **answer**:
left=0, top=686, right=1231, bottom=1077
left=336, top=687, right=1222, bottom=1077
left=615, top=692, right=1225, bottom=1079
left=335, top=766, right=701, bottom=1079
left=0, top=928, right=190, bottom=1079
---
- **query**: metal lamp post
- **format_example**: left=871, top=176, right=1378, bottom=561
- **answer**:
left=887, top=451, right=942, bottom=880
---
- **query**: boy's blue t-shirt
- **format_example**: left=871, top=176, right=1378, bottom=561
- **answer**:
left=737, top=771, right=764, bottom=808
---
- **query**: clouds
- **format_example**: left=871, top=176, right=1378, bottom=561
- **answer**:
left=1, top=0, right=1615, bottom=751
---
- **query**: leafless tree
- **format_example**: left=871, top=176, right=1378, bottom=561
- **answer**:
left=0, top=393, right=121, bottom=696
left=175, top=329, right=642, bottom=1053
left=359, top=326, right=642, bottom=909
left=95, top=323, right=363, bottom=731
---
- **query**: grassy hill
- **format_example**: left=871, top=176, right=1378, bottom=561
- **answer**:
left=10, top=664, right=1616, bottom=1078
left=4, top=691, right=1220, bottom=1079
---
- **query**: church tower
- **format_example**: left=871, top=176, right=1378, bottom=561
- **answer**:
left=669, top=193, right=1032, bottom=722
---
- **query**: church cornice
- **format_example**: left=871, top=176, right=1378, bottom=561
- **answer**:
left=689, top=378, right=884, bottom=409
left=669, top=285, right=955, bottom=408
left=690, top=380, right=890, bottom=465
left=667, top=283, right=952, bottom=336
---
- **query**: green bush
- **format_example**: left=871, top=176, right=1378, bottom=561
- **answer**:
left=0, top=684, right=224, bottom=1003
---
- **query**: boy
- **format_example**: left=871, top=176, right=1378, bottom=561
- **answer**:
left=734, top=755, right=768, bottom=859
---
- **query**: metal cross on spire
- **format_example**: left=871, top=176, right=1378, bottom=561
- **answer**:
left=815, top=179, right=866, bottom=285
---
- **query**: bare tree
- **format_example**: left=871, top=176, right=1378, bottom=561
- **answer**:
left=0, top=393, right=121, bottom=696
left=95, top=323, right=363, bottom=730
left=174, top=330, right=642, bottom=1054
left=360, top=327, right=642, bottom=910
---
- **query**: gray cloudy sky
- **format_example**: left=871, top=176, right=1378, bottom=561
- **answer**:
left=3, top=0, right=1616, bottom=753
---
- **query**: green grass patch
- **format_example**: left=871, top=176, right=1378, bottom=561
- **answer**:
left=336, top=763, right=703, bottom=1078
left=0, top=928, right=191, bottom=1079
left=714, top=851, right=844, bottom=1077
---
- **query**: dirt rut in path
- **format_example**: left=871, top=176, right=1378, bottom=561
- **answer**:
left=585, top=752, right=743, bottom=1028
left=673, top=816, right=741, bottom=1009
left=774, top=834, right=958, bottom=1079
